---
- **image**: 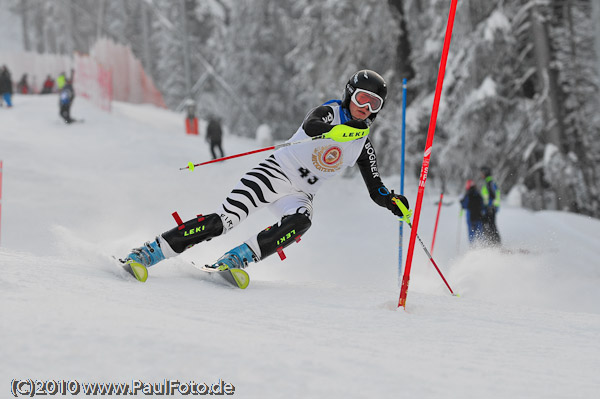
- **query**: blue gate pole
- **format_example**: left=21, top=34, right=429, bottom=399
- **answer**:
left=398, top=78, right=407, bottom=286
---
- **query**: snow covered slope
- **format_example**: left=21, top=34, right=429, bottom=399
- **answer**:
left=1, top=95, right=599, bottom=398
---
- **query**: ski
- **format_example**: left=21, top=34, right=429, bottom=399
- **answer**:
left=112, top=257, right=249, bottom=289
left=113, top=256, right=148, bottom=282
left=196, top=263, right=250, bottom=289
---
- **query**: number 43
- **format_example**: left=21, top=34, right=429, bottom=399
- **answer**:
left=298, top=168, right=319, bottom=185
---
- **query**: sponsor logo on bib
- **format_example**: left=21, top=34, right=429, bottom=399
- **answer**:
left=312, top=146, right=343, bottom=172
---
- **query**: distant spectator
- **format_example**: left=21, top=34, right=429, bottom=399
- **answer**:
left=59, top=69, right=76, bottom=124
left=460, top=179, right=484, bottom=244
left=184, top=99, right=199, bottom=134
left=206, top=115, right=224, bottom=160
left=56, top=71, right=67, bottom=90
left=480, top=166, right=501, bottom=245
left=0, top=65, right=13, bottom=107
left=41, top=75, right=54, bottom=94
left=16, top=74, right=30, bottom=94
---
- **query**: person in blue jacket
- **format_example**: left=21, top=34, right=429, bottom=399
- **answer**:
left=59, top=70, right=76, bottom=123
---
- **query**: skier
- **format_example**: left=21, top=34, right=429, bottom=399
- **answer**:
left=59, top=70, right=76, bottom=124
left=480, top=166, right=501, bottom=245
left=460, top=179, right=484, bottom=244
left=122, top=69, right=409, bottom=278
left=0, top=65, right=13, bottom=107
left=206, top=115, right=224, bottom=160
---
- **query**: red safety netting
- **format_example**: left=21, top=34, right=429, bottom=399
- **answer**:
left=1, top=38, right=165, bottom=112
left=74, top=53, right=112, bottom=112
left=90, top=39, right=165, bottom=108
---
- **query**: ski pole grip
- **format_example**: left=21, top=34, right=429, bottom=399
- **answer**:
left=324, top=124, right=370, bottom=142
left=393, top=197, right=413, bottom=223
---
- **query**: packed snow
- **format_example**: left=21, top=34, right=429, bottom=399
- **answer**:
left=1, top=95, right=600, bottom=398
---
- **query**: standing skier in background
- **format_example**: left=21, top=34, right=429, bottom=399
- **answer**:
left=0, top=65, right=13, bottom=107
left=122, top=69, right=409, bottom=280
left=480, top=166, right=501, bottom=245
left=206, top=115, right=224, bottom=160
left=59, top=69, right=76, bottom=124
left=460, top=179, right=484, bottom=244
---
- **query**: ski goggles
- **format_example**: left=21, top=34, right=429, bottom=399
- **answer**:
left=351, top=88, right=384, bottom=113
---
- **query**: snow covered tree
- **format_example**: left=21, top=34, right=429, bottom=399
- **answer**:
left=399, top=0, right=600, bottom=217
left=8, top=0, right=600, bottom=217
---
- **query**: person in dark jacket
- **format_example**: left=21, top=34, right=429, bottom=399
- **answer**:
left=206, top=115, right=224, bottom=160
left=41, top=75, right=54, bottom=94
left=0, top=65, right=13, bottom=107
left=460, top=179, right=484, bottom=244
left=16, top=74, right=30, bottom=94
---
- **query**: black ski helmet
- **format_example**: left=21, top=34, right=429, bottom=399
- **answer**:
left=481, top=166, right=492, bottom=177
left=342, top=69, right=387, bottom=122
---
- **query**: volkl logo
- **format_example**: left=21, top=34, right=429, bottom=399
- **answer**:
left=321, top=112, right=334, bottom=124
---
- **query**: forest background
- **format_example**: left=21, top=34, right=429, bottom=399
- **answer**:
left=3, top=0, right=600, bottom=218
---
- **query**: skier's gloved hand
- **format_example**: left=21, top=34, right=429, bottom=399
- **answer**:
left=371, top=187, right=410, bottom=217
left=388, top=190, right=410, bottom=217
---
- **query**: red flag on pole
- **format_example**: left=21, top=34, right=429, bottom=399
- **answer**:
left=399, top=0, right=458, bottom=308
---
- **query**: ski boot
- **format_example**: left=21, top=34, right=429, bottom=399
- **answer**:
left=208, top=243, right=256, bottom=271
left=121, top=238, right=166, bottom=282
left=127, top=238, right=166, bottom=267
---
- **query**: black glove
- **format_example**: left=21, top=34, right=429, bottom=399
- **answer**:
left=371, top=187, right=410, bottom=217
left=388, top=190, right=409, bottom=217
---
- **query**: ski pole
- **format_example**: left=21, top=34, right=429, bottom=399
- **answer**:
left=181, top=124, right=370, bottom=171
left=457, top=209, right=463, bottom=252
left=431, top=190, right=444, bottom=253
left=393, top=198, right=457, bottom=296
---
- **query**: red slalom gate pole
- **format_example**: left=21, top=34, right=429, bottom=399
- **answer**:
left=431, top=191, right=444, bottom=253
left=399, top=0, right=458, bottom=309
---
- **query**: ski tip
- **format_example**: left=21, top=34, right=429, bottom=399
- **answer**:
left=122, top=260, right=148, bottom=282
left=230, top=268, right=250, bottom=289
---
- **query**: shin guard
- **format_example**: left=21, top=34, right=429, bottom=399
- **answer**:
left=161, top=213, right=224, bottom=254
left=253, top=213, right=311, bottom=260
